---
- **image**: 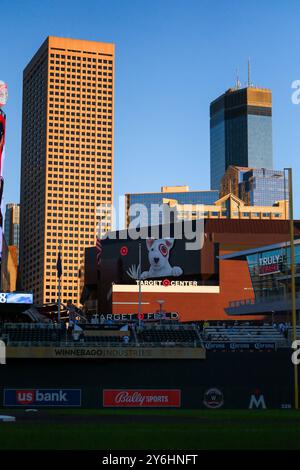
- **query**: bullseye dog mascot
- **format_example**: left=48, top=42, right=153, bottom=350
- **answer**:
left=127, top=238, right=183, bottom=280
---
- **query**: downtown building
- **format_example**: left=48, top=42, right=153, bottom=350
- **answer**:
left=125, top=185, right=219, bottom=227
left=1, top=203, right=20, bottom=291
left=162, top=193, right=288, bottom=221
left=220, top=166, right=289, bottom=210
left=4, top=203, right=20, bottom=259
left=19, top=36, right=114, bottom=306
left=81, top=219, right=299, bottom=322
left=210, top=85, right=273, bottom=190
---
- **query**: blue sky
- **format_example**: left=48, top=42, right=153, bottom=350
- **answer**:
left=2, top=0, right=300, bottom=218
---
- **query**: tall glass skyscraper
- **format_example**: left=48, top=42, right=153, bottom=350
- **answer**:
left=210, top=86, right=273, bottom=190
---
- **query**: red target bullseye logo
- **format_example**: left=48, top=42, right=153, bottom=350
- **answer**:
left=159, top=244, right=168, bottom=257
left=162, top=279, right=171, bottom=287
left=120, top=246, right=128, bottom=256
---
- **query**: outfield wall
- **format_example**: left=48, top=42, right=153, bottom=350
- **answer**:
left=0, top=351, right=294, bottom=409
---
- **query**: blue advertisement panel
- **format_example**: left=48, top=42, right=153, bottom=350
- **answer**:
left=0, top=293, right=33, bottom=304
left=4, top=389, right=81, bottom=407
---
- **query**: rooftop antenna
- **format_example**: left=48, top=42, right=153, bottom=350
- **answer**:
left=248, top=57, right=252, bottom=87
left=235, top=67, right=241, bottom=89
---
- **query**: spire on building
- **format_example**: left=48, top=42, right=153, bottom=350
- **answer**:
left=248, top=57, right=253, bottom=87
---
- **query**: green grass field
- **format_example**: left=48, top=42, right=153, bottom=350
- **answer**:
left=1, top=409, right=300, bottom=450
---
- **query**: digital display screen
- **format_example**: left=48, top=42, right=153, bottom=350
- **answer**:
left=99, top=221, right=219, bottom=287
left=102, top=235, right=202, bottom=284
left=0, top=293, right=33, bottom=304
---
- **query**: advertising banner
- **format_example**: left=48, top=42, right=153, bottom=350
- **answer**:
left=7, top=346, right=206, bottom=360
left=100, top=222, right=219, bottom=286
left=4, top=389, right=81, bottom=407
left=103, top=389, right=181, bottom=408
left=102, top=236, right=202, bottom=284
left=258, top=253, right=284, bottom=276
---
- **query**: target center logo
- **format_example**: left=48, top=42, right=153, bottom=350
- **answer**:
left=162, top=279, right=171, bottom=287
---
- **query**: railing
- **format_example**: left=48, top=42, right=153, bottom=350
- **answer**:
left=140, top=323, right=197, bottom=331
left=4, top=339, right=202, bottom=348
left=228, top=291, right=300, bottom=308
left=2, top=322, right=62, bottom=330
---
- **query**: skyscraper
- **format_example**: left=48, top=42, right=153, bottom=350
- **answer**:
left=210, top=86, right=273, bottom=190
left=19, top=36, right=114, bottom=305
left=220, top=166, right=288, bottom=210
left=4, top=203, right=20, bottom=257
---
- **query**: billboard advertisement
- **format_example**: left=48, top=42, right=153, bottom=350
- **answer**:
left=257, top=253, right=285, bottom=276
left=99, top=222, right=219, bottom=286
left=4, top=389, right=82, bottom=407
left=103, top=389, right=181, bottom=407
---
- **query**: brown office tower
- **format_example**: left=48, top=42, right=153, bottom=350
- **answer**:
left=19, top=36, right=114, bottom=305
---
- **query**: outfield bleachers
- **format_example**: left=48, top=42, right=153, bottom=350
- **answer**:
left=0, top=321, right=295, bottom=349
left=136, top=324, right=201, bottom=346
left=203, top=324, right=288, bottom=347
left=1, top=323, right=63, bottom=346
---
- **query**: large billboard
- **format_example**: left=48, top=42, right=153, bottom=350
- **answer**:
left=101, top=236, right=203, bottom=285
left=100, top=221, right=218, bottom=284
left=98, top=221, right=219, bottom=312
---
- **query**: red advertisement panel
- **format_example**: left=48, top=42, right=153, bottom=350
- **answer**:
left=103, top=389, right=181, bottom=407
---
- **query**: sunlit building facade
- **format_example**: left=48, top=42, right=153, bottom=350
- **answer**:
left=19, top=36, right=114, bottom=305
left=221, top=166, right=288, bottom=214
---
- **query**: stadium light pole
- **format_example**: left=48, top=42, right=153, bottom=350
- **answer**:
left=138, top=241, right=142, bottom=327
left=57, top=244, right=62, bottom=323
left=285, top=168, right=298, bottom=409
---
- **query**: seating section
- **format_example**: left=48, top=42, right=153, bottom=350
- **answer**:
left=203, top=324, right=287, bottom=346
left=1, top=324, right=62, bottom=345
left=137, top=327, right=200, bottom=344
left=295, top=326, right=300, bottom=338
left=0, top=321, right=295, bottom=349
left=0, top=323, right=130, bottom=346
left=0, top=323, right=201, bottom=346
